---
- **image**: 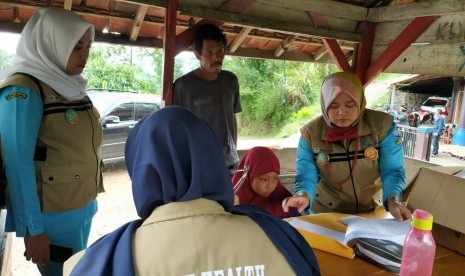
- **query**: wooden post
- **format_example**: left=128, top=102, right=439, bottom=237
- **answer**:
left=161, top=0, right=177, bottom=106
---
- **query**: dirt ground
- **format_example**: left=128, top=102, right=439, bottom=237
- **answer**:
left=9, top=169, right=137, bottom=276
left=8, top=141, right=465, bottom=275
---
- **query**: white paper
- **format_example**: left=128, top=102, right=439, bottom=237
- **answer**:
left=287, top=218, right=346, bottom=244
left=341, top=216, right=411, bottom=245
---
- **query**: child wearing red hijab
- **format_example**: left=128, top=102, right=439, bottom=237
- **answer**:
left=232, top=146, right=299, bottom=218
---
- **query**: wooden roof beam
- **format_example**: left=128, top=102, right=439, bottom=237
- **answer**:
left=63, top=0, right=72, bottom=10
left=323, top=38, right=352, bottom=72
left=229, top=26, right=252, bottom=53
left=130, top=4, right=148, bottom=41
left=122, top=0, right=363, bottom=42
left=313, top=46, right=327, bottom=61
left=307, top=10, right=351, bottom=71
left=231, top=47, right=315, bottom=62
left=260, top=0, right=465, bottom=23
left=353, top=21, right=375, bottom=81
left=179, top=4, right=362, bottom=42
left=368, top=0, right=465, bottom=22
left=274, top=35, right=296, bottom=57
left=363, top=16, right=439, bottom=86
left=258, top=0, right=367, bottom=21
left=220, top=0, right=256, bottom=13
left=175, top=0, right=254, bottom=55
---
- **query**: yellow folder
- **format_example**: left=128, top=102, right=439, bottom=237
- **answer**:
left=287, top=213, right=355, bottom=259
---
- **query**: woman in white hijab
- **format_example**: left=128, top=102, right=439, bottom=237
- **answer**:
left=0, top=7, right=104, bottom=276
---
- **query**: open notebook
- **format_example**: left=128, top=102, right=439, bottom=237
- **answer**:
left=287, top=213, right=411, bottom=259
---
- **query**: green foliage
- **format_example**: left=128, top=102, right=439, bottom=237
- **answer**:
left=225, top=56, right=336, bottom=137
left=80, top=43, right=339, bottom=138
left=276, top=105, right=322, bottom=138
left=84, top=44, right=183, bottom=94
left=374, top=72, right=404, bottom=81
left=370, top=91, right=391, bottom=110
left=0, top=49, right=13, bottom=71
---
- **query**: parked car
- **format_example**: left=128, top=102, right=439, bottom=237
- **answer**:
left=409, top=96, right=450, bottom=125
left=87, top=90, right=161, bottom=164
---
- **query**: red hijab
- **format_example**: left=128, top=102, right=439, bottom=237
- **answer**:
left=232, top=146, right=298, bottom=218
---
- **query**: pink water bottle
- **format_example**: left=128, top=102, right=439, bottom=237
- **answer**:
left=399, top=209, right=436, bottom=276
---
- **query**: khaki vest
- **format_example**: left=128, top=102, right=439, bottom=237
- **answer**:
left=301, top=109, right=393, bottom=213
left=1, top=74, right=104, bottom=212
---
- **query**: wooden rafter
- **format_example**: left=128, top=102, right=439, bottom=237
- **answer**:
left=307, top=11, right=328, bottom=61
left=307, top=10, right=351, bottom=71
left=323, top=38, right=352, bottom=72
left=363, top=16, right=438, bottom=86
left=259, top=0, right=367, bottom=21
left=313, top=47, right=327, bottom=61
left=175, top=0, right=255, bottom=55
left=120, top=0, right=363, bottom=42
left=229, top=27, right=252, bottom=53
left=353, top=21, right=374, bottom=82
left=274, top=35, right=296, bottom=57
left=368, top=0, right=465, bottom=22
left=130, top=4, right=148, bottom=41
left=63, top=0, right=72, bottom=10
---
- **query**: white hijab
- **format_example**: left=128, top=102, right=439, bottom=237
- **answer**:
left=4, top=7, right=94, bottom=100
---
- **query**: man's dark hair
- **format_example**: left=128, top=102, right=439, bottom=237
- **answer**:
left=194, top=23, right=227, bottom=53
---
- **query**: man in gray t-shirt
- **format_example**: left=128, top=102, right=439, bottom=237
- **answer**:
left=173, top=24, right=241, bottom=169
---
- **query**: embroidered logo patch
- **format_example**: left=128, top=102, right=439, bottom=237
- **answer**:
left=364, top=146, right=379, bottom=160
left=64, top=109, right=80, bottom=125
left=316, top=152, right=329, bottom=166
left=361, top=138, right=374, bottom=148
left=313, top=147, right=320, bottom=154
left=48, top=95, right=57, bottom=102
left=393, top=130, right=401, bottom=137
left=395, top=137, right=403, bottom=145
left=5, top=92, right=27, bottom=100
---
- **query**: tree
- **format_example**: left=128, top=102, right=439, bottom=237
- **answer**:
left=84, top=45, right=155, bottom=93
left=224, top=56, right=336, bottom=137
left=82, top=43, right=338, bottom=138
left=84, top=44, right=185, bottom=94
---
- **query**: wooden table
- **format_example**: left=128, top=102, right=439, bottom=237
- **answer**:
left=306, top=208, right=465, bottom=275
left=314, top=245, right=465, bottom=275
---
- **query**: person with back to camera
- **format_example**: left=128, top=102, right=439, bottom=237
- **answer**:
left=63, top=106, right=320, bottom=276
left=0, top=7, right=104, bottom=276
left=282, top=72, right=411, bottom=222
left=394, top=105, right=409, bottom=126
left=172, top=23, right=241, bottom=172
left=431, top=108, right=445, bottom=157
left=232, top=146, right=299, bottom=218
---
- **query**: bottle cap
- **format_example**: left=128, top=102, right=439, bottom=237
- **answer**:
left=411, top=209, right=433, bottom=230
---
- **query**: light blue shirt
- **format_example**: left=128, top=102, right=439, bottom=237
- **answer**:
left=295, top=123, right=406, bottom=214
left=1, top=85, right=44, bottom=236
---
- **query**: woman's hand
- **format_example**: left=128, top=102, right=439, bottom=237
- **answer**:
left=24, top=232, right=50, bottom=264
left=389, top=200, right=412, bottom=221
left=282, top=193, right=309, bottom=213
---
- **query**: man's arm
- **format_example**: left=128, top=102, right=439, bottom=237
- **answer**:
left=233, top=114, right=238, bottom=146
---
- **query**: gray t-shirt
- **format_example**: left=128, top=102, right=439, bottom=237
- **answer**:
left=173, top=70, right=241, bottom=167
